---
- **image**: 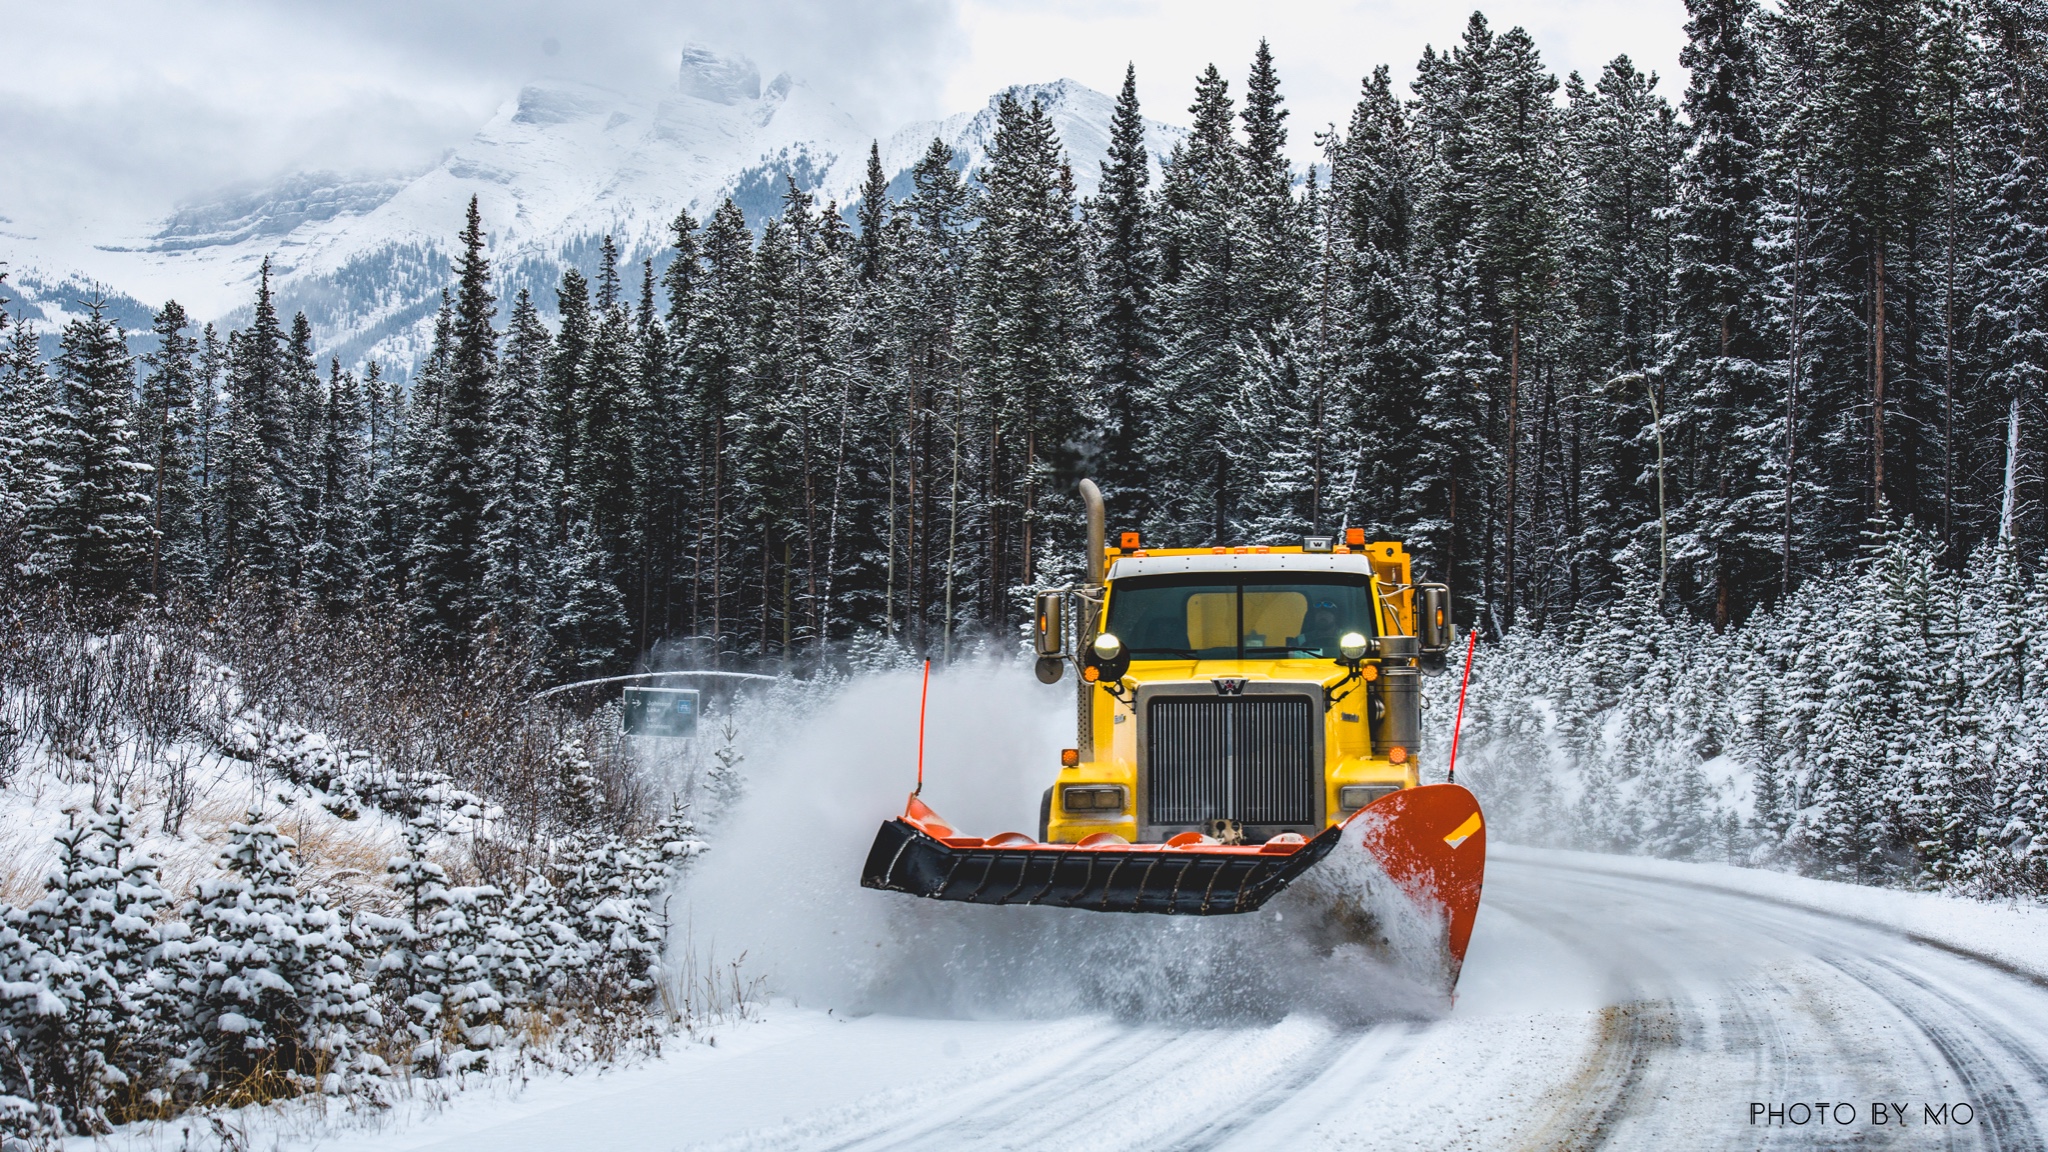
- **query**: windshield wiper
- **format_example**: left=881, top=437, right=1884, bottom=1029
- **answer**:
left=1128, top=646, right=1199, bottom=658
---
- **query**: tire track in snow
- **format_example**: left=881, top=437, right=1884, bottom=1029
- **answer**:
left=1510, top=856, right=2048, bottom=1151
left=1613, top=870, right=2041, bottom=1150
left=1165, top=1025, right=1409, bottom=1152
left=694, top=1023, right=1157, bottom=1152
left=1809, top=956, right=2040, bottom=1150
left=1177, top=1025, right=1420, bottom=1150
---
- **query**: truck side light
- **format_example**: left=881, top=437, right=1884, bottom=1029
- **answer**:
left=1389, top=747, right=1409, bottom=764
left=1061, top=748, right=1080, bottom=767
left=1062, top=785, right=1126, bottom=812
left=1340, top=784, right=1402, bottom=812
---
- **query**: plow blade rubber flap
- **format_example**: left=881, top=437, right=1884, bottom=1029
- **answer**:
left=1350, top=782, right=1487, bottom=973
left=861, top=819, right=1343, bottom=915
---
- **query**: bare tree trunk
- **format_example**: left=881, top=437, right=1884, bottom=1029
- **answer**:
left=886, top=440, right=897, bottom=638
left=943, top=382, right=963, bottom=662
left=712, top=418, right=723, bottom=667
left=1943, top=151, right=1958, bottom=557
left=1782, top=178, right=1807, bottom=600
left=1505, top=313, right=1520, bottom=630
left=822, top=369, right=853, bottom=649
left=1646, top=374, right=1668, bottom=608
left=988, top=418, right=1001, bottom=632
left=1022, top=430, right=1035, bottom=588
left=1872, top=243, right=1887, bottom=513
left=2001, top=397, right=2021, bottom=541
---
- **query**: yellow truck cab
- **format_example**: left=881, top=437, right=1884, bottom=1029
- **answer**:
left=1033, top=481, right=1454, bottom=847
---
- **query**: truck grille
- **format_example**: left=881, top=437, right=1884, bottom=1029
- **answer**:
left=1146, top=695, right=1319, bottom=827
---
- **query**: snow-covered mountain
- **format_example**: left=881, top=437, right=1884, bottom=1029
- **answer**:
left=1, top=48, right=1185, bottom=378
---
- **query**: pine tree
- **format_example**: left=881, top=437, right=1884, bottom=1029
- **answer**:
left=182, top=812, right=370, bottom=1096
left=6, top=807, right=174, bottom=1133
left=856, top=143, right=891, bottom=284
left=965, top=92, right=1090, bottom=618
left=1564, top=59, right=1679, bottom=604
left=1327, top=67, right=1427, bottom=549
left=1238, top=40, right=1306, bottom=337
left=1409, top=251, right=1501, bottom=617
left=284, top=311, right=322, bottom=556
left=407, top=197, right=499, bottom=650
left=0, top=311, right=51, bottom=540
left=681, top=200, right=758, bottom=661
left=20, top=298, right=150, bottom=601
left=193, top=323, right=227, bottom=579
left=482, top=288, right=557, bottom=640
left=887, top=143, right=971, bottom=652
left=1471, top=24, right=1564, bottom=629
left=547, top=266, right=593, bottom=515
left=1087, top=64, right=1161, bottom=526
left=631, top=257, right=685, bottom=653
left=1665, top=0, right=1776, bottom=627
left=573, top=236, right=638, bottom=628
left=138, top=301, right=204, bottom=596
left=545, top=511, right=629, bottom=679
left=1972, top=0, right=2048, bottom=553
left=218, top=260, right=300, bottom=591
left=303, top=359, right=368, bottom=612
left=362, top=358, right=412, bottom=599
left=1149, top=64, right=1250, bottom=545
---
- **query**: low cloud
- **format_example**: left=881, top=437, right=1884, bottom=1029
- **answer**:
left=0, top=0, right=961, bottom=235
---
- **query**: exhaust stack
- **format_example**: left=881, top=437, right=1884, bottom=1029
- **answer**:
left=1080, top=478, right=1105, bottom=586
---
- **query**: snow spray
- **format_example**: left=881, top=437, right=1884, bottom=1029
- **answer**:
left=674, top=660, right=1447, bottom=1026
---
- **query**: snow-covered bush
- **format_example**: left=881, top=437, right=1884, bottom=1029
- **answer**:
left=179, top=812, right=380, bottom=1105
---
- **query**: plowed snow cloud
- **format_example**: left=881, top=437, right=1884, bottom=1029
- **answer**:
left=677, top=661, right=1448, bottom=1025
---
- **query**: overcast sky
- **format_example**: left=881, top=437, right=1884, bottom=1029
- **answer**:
left=0, top=0, right=1689, bottom=240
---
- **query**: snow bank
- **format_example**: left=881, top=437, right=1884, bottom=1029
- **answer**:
left=1492, top=843, right=2048, bottom=984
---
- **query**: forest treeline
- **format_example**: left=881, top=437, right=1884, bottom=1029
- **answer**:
left=1453, top=522, right=2048, bottom=895
left=2, top=0, right=2046, bottom=677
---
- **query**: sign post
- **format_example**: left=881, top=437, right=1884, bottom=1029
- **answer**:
left=621, top=687, right=701, bottom=738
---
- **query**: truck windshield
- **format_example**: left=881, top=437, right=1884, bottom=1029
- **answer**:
left=1104, top=573, right=1378, bottom=660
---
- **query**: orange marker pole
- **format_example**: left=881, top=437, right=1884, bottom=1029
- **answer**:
left=915, top=658, right=931, bottom=795
left=1447, top=629, right=1478, bottom=785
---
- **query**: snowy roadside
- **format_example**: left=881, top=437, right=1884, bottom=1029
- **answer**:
left=77, top=1007, right=1102, bottom=1152
left=1493, top=842, right=2048, bottom=983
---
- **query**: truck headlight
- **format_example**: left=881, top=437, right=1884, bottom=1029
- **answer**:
left=1062, top=785, right=1127, bottom=812
left=1339, top=632, right=1370, bottom=661
left=1092, top=633, right=1124, bottom=661
left=1339, top=784, right=1400, bottom=812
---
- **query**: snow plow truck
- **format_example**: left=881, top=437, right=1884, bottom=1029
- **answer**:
left=861, top=480, right=1488, bottom=981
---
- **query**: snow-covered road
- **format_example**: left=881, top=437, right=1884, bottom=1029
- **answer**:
left=200, top=848, right=2048, bottom=1152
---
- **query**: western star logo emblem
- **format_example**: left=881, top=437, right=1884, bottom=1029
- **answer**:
left=1212, top=678, right=1247, bottom=695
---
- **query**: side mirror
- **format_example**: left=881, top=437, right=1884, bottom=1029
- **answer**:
left=1417, top=584, right=1453, bottom=654
left=1033, top=591, right=1064, bottom=658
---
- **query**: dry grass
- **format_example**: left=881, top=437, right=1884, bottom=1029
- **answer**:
left=0, top=821, right=51, bottom=907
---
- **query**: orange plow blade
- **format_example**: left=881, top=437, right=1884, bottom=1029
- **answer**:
left=1345, top=782, right=1487, bottom=975
left=861, top=784, right=1486, bottom=977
